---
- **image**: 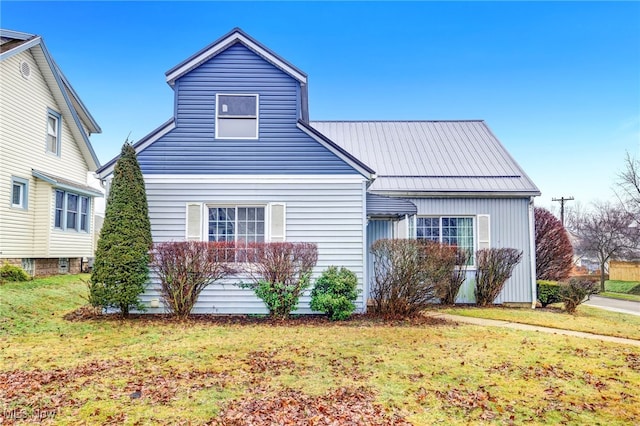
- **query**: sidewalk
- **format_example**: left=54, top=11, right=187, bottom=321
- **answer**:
left=425, top=312, right=640, bottom=347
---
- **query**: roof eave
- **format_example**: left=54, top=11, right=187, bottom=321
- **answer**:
left=369, top=189, right=541, bottom=198
left=165, top=28, right=307, bottom=86
left=296, top=120, right=376, bottom=180
left=96, top=119, right=176, bottom=179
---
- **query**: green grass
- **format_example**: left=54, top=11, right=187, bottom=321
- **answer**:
left=1, top=275, right=639, bottom=425
left=440, top=304, right=640, bottom=340
left=599, top=291, right=640, bottom=302
left=605, top=280, right=640, bottom=294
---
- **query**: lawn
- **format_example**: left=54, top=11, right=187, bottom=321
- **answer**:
left=605, top=280, right=640, bottom=294
left=1, top=276, right=639, bottom=425
left=440, top=304, right=640, bottom=341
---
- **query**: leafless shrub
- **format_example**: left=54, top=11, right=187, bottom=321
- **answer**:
left=150, top=241, right=237, bottom=319
left=475, top=248, right=522, bottom=306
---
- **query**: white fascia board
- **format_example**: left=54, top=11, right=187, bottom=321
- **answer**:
left=142, top=174, right=367, bottom=185
left=166, top=33, right=307, bottom=85
left=97, top=120, right=176, bottom=179
left=0, top=36, right=41, bottom=61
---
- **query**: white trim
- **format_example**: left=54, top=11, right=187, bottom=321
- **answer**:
left=296, top=122, right=376, bottom=180
left=215, top=93, right=259, bottom=140
left=528, top=197, right=537, bottom=309
left=142, top=174, right=367, bottom=184
left=166, top=33, right=307, bottom=85
left=204, top=203, right=268, bottom=243
left=361, top=180, right=368, bottom=313
left=97, top=120, right=176, bottom=179
left=0, top=36, right=41, bottom=61
left=416, top=215, right=477, bottom=268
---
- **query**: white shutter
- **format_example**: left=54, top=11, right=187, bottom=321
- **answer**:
left=477, top=214, right=490, bottom=250
left=268, top=202, right=286, bottom=242
left=185, top=203, right=203, bottom=241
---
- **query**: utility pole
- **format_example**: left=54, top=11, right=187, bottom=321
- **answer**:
left=552, top=196, right=574, bottom=227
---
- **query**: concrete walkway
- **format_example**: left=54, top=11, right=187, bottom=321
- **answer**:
left=584, top=295, right=640, bottom=316
left=425, top=312, right=640, bottom=347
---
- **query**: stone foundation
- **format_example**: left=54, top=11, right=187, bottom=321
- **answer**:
left=1, top=258, right=83, bottom=277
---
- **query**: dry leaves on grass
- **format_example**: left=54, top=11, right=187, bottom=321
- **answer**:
left=212, top=386, right=411, bottom=426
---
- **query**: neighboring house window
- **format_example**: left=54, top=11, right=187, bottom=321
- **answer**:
left=416, top=216, right=475, bottom=264
left=46, top=109, right=62, bottom=155
left=215, top=94, right=258, bottom=139
left=55, top=189, right=90, bottom=232
left=11, top=177, right=28, bottom=209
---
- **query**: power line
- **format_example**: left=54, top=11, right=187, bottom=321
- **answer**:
left=552, top=196, right=574, bottom=227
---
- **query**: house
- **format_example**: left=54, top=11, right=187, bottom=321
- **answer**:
left=97, top=28, right=540, bottom=313
left=0, top=30, right=102, bottom=276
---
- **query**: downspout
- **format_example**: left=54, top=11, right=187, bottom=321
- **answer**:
left=528, top=197, right=537, bottom=309
left=362, top=179, right=369, bottom=313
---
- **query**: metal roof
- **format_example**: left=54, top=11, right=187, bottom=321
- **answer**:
left=310, top=121, right=540, bottom=196
left=366, top=193, right=417, bottom=217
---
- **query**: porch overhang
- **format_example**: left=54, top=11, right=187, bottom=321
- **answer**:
left=366, top=193, right=417, bottom=218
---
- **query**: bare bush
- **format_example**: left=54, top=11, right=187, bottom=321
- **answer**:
left=560, top=278, right=600, bottom=314
left=370, top=239, right=460, bottom=316
left=438, top=249, right=471, bottom=305
left=243, top=242, right=318, bottom=318
left=475, top=248, right=522, bottom=306
left=150, top=241, right=237, bottom=319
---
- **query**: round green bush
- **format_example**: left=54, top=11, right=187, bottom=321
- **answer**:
left=310, top=266, right=359, bottom=321
left=0, top=263, right=30, bottom=282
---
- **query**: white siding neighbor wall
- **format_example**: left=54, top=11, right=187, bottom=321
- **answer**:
left=142, top=175, right=367, bottom=314
left=0, top=49, right=93, bottom=259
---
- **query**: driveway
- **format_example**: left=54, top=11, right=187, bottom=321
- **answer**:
left=584, top=295, right=640, bottom=316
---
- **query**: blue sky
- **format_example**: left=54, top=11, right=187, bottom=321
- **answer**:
left=3, top=1, right=639, bottom=209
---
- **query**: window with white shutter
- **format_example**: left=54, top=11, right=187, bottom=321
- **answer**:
left=185, top=203, right=203, bottom=241
left=268, top=203, right=286, bottom=242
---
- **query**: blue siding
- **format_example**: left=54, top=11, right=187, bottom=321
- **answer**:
left=138, top=44, right=357, bottom=175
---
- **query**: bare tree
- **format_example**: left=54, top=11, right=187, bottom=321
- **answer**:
left=570, top=202, right=640, bottom=291
left=617, top=152, right=640, bottom=214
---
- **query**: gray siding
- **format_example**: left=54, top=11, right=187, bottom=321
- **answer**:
left=143, top=175, right=366, bottom=314
left=366, top=219, right=393, bottom=300
left=410, top=197, right=534, bottom=303
left=137, top=44, right=357, bottom=175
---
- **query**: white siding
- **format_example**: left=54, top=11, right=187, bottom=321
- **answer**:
left=143, top=175, right=367, bottom=314
left=410, top=197, right=534, bottom=304
left=0, top=49, right=93, bottom=258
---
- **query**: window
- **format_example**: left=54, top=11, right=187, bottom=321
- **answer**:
left=55, top=189, right=90, bottom=232
left=208, top=206, right=265, bottom=245
left=11, top=177, right=28, bottom=209
left=46, top=110, right=61, bottom=155
left=208, top=205, right=265, bottom=262
left=215, top=94, right=258, bottom=139
left=417, top=216, right=475, bottom=264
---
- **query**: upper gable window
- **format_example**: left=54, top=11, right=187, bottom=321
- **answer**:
left=46, top=109, right=62, bottom=156
left=215, top=94, right=258, bottom=139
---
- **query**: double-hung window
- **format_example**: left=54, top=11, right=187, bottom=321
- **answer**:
left=215, top=94, right=258, bottom=139
left=46, top=110, right=61, bottom=155
left=416, top=216, right=475, bottom=265
left=55, top=189, right=89, bottom=232
left=11, top=177, right=28, bottom=209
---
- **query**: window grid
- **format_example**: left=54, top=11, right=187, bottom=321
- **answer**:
left=416, top=216, right=475, bottom=265
left=208, top=206, right=266, bottom=262
left=12, top=183, right=24, bottom=207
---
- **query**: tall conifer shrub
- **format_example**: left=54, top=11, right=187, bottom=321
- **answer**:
left=90, top=143, right=152, bottom=317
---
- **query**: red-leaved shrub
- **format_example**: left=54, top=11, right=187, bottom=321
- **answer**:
left=535, top=207, right=573, bottom=281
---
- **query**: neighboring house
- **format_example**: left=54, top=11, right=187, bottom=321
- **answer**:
left=0, top=30, right=102, bottom=276
left=97, top=28, right=540, bottom=313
